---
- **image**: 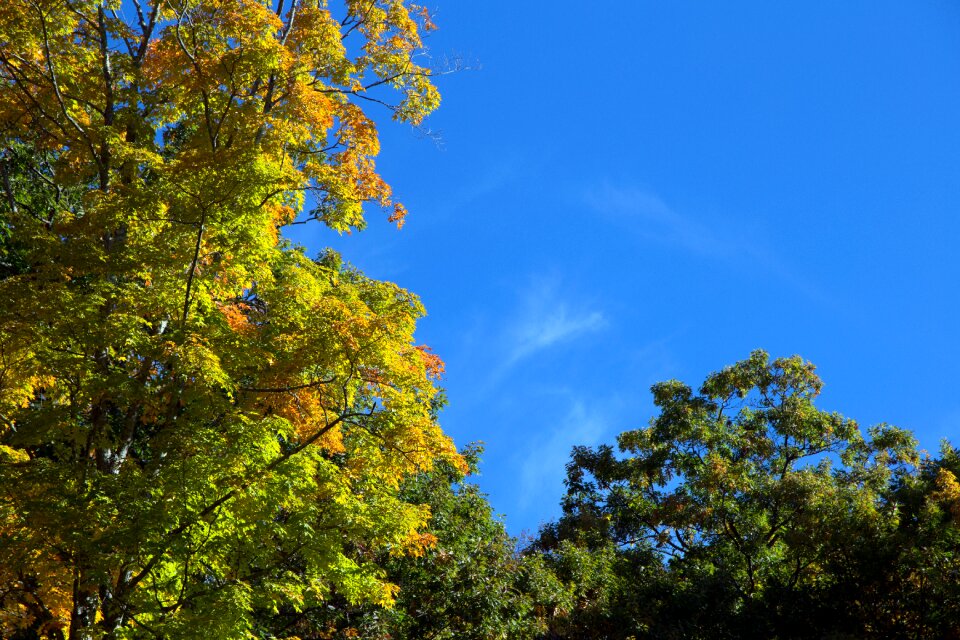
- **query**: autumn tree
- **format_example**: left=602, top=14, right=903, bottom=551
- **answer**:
left=0, top=1, right=462, bottom=638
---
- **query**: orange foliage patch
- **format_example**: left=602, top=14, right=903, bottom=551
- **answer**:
left=415, top=345, right=445, bottom=379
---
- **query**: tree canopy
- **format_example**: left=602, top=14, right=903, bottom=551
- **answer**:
left=533, top=351, right=960, bottom=639
left=0, top=1, right=460, bottom=638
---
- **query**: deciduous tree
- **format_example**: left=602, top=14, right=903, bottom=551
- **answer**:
left=537, top=351, right=927, bottom=638
left=0, top=1, right=460, bottom=638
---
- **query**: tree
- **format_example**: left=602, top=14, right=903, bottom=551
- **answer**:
left=365, top=445, right=550, bottom=640
left=537, top=351, right=924, bottom=638
left=269, top=444, right=561, bottom=640
left=0, top=1, right=461, bottom=638
left=816, top=441, right=960, bottom=638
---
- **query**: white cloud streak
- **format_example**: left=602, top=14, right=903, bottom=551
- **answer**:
left=506, top=305, right=606, bottom=367
left=465, top=278, right=607, bottom=397
left=583, top=182, right=830, bottom=304
left=583, top=184, right=728, bottom=257
left=490, top=277, right=607, bottom=381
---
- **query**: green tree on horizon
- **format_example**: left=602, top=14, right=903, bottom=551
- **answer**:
left=531, top=350, right=960, bottom=639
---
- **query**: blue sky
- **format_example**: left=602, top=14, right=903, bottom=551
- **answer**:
left=287, top=1, right=960, bottom=535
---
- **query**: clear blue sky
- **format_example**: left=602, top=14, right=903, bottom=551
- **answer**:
left=287, top=1, right=960, bottom=535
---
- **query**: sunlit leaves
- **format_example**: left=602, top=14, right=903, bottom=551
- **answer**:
left=0, top=0, right=454, bottom=637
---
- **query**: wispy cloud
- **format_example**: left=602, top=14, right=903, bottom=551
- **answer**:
left=583, top=183, right=830, bottom=304
left=502, top=277, right=606, bottom=369
left=583, top=184, right=729, bottom=257
left=506, top=305, right=605, bottom=367
left=460, top=278, right=607, bottom=399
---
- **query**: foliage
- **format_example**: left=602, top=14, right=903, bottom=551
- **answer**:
left=264, top=444, right=559, bottom=640
left=813, top=442, right=960, bottom=638
left=0, top=0, right=459, bottom=638
left=533, top=351, right=960, bottom=639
